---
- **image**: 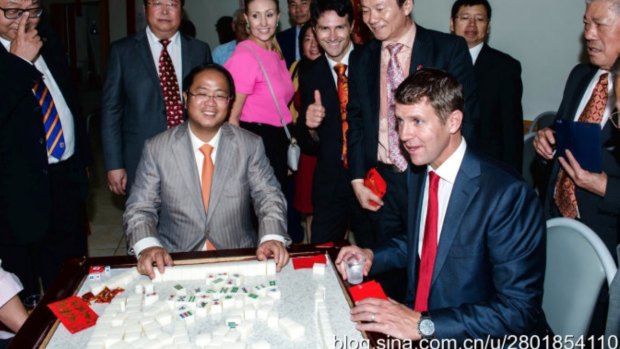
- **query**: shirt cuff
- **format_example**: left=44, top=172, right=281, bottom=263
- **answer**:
left=132, top=237, right=163, bottom=259
left=0, top=269, right=23, bottom=308
left=259, top=234, right=289, bottom=247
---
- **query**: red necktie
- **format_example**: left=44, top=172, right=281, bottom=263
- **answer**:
left=334, top=63, right=349, bottom=168
left=159, top=39, right=184, bottom=128
left=554, top=73, right=608, bottom=218
left=414, top=171, right=440, bottom=312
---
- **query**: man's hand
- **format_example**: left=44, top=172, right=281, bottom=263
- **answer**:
left=533, top=127, right=556, bottom=161
left=256, top=240, right=289, bottom=272
left=107, top=169, right=127, bottom=195
left=559, top=149, right=608, bottom=197
left=305, top=90, right=326, bottom=129
left=351, top=180, right=383, bottom=211
left=351, top=298, right=422, bottom=340
left=137, top=246, right=173, bottom=279
left=334, top=245, right=373, bottom=280
left=10, top=13, right=42, bottom=62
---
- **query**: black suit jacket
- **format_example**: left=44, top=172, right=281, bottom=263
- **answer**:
left=276, top=26, right=297, bottom=68
left=101, top=29, right=211, bottom=189
left=373, top=148, right=548, bottom=340
left=543, top=63, right=620, bottom=254
left=347, top=25, right=480, bottom=180
left=0, top=25, right=90, bottom=245
left=474, top=44, right=523, bottom=171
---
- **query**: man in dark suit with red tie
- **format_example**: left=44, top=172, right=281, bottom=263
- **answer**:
left=336, top=69, right=549, bottom=341
left=0, top=0, right=91, bottom=301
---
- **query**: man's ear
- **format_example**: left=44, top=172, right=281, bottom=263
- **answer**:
left=449, top=18, right=455, bottom=33
left=447, top=109, right=463, bottom=134
left=182, top=92, right=188, bottom=108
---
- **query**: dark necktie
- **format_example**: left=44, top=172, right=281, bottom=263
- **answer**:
left=386, top=43, right=408, bottom=171
left=554, top=73, right=608, bottom=218
left=33, top=79, right=65, bottom=159
left=159, top=39, right=183, bottom=128
left=415, top=171, right=440, bottom=312
left=335, top=63, right=349, bottom=168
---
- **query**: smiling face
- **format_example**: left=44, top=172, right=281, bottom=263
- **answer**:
left=301, top=26, right=321, bottom=60
left=396, top=99, right=462, bottom=169
left=144, top=0, right=182, bottom=40
left=583, top=1, right=620, bottom=70
left=360, top=0, right=412, bottom=42
left=0, top=0, right=40, bottom=41
left=245, top=0, right=280, bottom=49
left=313, top=10, right=352, bottom=62
left=183, top=69, right=231, bottom=142
left=450, top=4, right=489, bottom=48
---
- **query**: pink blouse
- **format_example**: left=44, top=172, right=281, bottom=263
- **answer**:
left=225, top=40, right=294, bottom=127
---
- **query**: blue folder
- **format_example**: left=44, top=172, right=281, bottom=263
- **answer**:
left=554, top=119, right=602, bottom=173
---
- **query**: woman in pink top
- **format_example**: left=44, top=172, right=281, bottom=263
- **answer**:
left=225, top=0, right=295, bottom=191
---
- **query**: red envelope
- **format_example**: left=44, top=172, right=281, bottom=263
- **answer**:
left=47, top=296, right=98, bottom=333
left=364, top=168, right=386, bottom=207
left=348, top=280, right=388, bottom=302
left=292, top=254, right=327, bottom=269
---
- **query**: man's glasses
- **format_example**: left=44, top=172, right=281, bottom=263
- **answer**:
left=147, top=1, right=180, bottom=10
left=455, top=15, right=488, bottom=24
left=187, top=92, right=230, bottom=104
left=0, top=7, right=43, bottom=20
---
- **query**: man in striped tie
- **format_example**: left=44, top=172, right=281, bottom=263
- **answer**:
left=0, top=0, right=91, bottom=303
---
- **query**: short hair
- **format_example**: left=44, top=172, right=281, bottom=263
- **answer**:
left=310, top=0, right=354, bottom=27
left=183, top=64, right=236, bottom=101
left=395, top=68, right=464, bottom=123
left=586, top=0, right=620, bottom=14
left=298, top=22, right=314, bottom=57
left=244, top=0, right=280, bottom=14
left=450, top=0, right=492, bottom=19
left=143, top=0, right=185, bottom=7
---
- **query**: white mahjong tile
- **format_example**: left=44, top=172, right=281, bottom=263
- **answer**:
left=313, top=263, right=326, bottom=276
left=266, top=288, right=280, bottom=300
left=89, top=281, right=105, bottom=295
left=256, top=306, right=270, bottom=320
left=223, top=330, right=241, bottom=343
left=267, top=312, right=278, bottom=329
left=279, top=317, right=305, bottom=340
left=195, top=333, right=212, bottom=346
left=250, top=339, right=271, bottom=349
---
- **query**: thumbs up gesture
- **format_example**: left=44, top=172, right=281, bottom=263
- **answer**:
left=10, top=12, right=42, bottom=62
left=306, top=90, right=326, bottom=129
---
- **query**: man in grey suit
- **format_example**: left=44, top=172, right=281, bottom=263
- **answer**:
left=124, top=64, right=291, bottom=278
left=101, top=0, right=211, bottom=196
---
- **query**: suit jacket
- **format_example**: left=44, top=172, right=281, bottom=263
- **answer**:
left=124, top=122, right=289, bottom=252
left=276, top=26, right=297, bottom=68
left=101, top=29, right=211, bottom=190
left=372, top=148, right=548, bottom=340
left=542, top=63, right=620, bottom=255
left=347, top=25, right=479, bottom=180
left=474, top=44, right=523, bottom=172
left=0, top=25, right=90, bottom=245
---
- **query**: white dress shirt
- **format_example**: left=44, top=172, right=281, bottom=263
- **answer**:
left=145, top=27, right=183, bottom=99
left=325, top=42, right=354, bottom=86
left=1, top=37, right=76, bottom=164
left=468, top=42, right=484, bottom=65
left=417, top=138, right=467, bottom=257
left=132, top=124, right=285, bottom=257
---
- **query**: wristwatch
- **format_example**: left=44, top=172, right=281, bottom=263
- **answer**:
left=418, top=312, right=435, bottom=339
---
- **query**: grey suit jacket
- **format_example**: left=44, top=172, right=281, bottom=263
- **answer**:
left=101, top=29, right=211, bottom=190
left=124, top=122, right=289, bottom=252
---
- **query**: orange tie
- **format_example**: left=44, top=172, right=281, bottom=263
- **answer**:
left=554, top=73, right=608, bottom=218
left=200, top=144, right=217, bottom=251
left=335, top=63, right=349, bottom=168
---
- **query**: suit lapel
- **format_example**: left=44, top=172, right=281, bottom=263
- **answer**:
left=180, top=33, right=191, bottom=86
left=136, top=30, right=161, bottom=88
left=410, top=26, right=429, bottom=75
left=565, top=67, right=599, bottom=121
left=432, top=149, right=480, bottom=286
left=368, top=40, right=382, bottom=119
left=206, top=123, right=237, bottom=227
left=173, top=123, right=206, bottom=222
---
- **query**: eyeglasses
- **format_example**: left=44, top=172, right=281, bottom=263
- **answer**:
left=610, top=111, right=620, bottom=129
left=187, top=92, right=230, bottom=104
left=147, top=1, right=180, bottom=10
left=455, top=15, right=488, bottom=24
left=0, top=7, right=43, bottom=19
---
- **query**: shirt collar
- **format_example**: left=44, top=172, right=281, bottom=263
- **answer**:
left=427, top=137, right=467, bottom=185
left=469, top=42, right=484, bottom=64
left=382, top=22, right=415, bottom=51
left=0, top=36, right=11, bottom=51
left=325, top=41, right=354, bottom=71
left=189, top=123, right=222, bottom=153
left=146, top=26, right=180, bottom=47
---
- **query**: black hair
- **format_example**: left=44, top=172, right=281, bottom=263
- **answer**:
left=310, top=0, right=353, bottom=27
left=183, top=64, right=236, bottom=101
left=450, top=0, right=491, bottom=20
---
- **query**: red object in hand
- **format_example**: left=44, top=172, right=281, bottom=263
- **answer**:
left=364, top=168, right=386, bottom=207
left=349, top=280, right=388, bottom=302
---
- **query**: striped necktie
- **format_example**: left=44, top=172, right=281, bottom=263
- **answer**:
left=33, top=79, right=65, bottom=159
